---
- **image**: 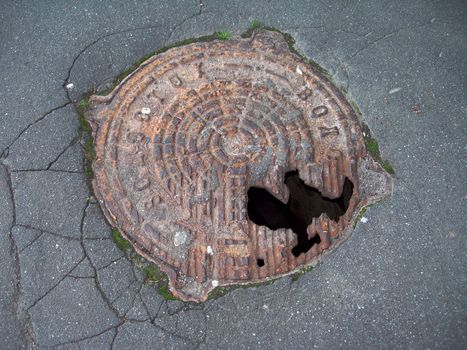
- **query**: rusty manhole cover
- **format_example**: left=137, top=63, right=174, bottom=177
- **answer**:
left=86, top=30, right=392, bottom=302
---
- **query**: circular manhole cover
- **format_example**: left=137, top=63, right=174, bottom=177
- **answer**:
left=86, top=29, right=392, bottom=302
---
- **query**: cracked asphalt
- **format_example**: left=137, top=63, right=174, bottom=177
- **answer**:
left=1, top=0, right=466, bottom=349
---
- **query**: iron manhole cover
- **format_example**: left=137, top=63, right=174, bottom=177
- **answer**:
left=86, top=30, right=392, bottom=302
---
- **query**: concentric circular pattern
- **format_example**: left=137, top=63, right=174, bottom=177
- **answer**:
left=87, top=30, right=392, bottom=302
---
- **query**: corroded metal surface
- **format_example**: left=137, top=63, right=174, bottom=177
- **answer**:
left=87, top=30, right=392, bottom=302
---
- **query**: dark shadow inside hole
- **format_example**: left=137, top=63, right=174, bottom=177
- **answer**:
left=247, top=170, right=353, bottom=258
left=257, top=258, right=265, bottom=267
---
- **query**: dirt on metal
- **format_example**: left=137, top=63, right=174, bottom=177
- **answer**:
left=86, top=30, right=392, bottom=302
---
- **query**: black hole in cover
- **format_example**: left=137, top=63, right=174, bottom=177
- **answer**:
left=247, top=170, right=353, bottom=257
left=257, top=258, right=265, bottom=267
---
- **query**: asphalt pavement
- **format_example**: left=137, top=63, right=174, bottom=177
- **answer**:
left=0, top=0, right=465, bottom=349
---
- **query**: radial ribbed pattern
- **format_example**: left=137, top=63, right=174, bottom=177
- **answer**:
left=88, top=30, right=392, bottom=301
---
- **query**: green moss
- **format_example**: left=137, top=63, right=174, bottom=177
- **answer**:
left=157, top=283, right=178, bottom=301
left=78, top=114, right=91, bottom=134
left=207, top=279, right=276, bottom=300
left=214, top=31, right=232, bottom=40
left=366, top=138, right=380, bottom=159
left=83, top=138, right=96, bottom=160
left=338, top=84, right=348, bottom=95
left=349, top=100, right=362, bottom=117
left=361, top=122, right=395, bottom=175
left=77, top=97, right=89, bottom=112
left=291, top=265, right=314, bottom=282
left=76, top=97, right=91, bottom=135
left=111, top=228, right=132, bottom=251
left=250, top=19, right=263, bottom=30
left=84, top=165, right=93, bottom=178
left=207, top=286, right=232, bottom=300
left=73, top=96, right=97, bottom=179
left=140, top=262, right=179, bottom=300
left=241, top=20, right=265, bottom=38
left=143, top=265, right=159, bottom=282
left=380, top=160, right=395, bottom=175
left=248, top=280, right=275, bottom=288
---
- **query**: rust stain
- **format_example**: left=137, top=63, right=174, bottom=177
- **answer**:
left=86, top=30, right=392, bottom=302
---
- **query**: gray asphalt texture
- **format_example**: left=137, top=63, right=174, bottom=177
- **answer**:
left=0, top=0, right=466, bottom=349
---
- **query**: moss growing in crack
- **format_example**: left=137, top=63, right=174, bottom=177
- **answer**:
left=77, top=97, right=89, bottom=112
left=207, top=286, right=232, bottom=300
left=250, top=19, right=263, bottom=30
left=291, top=265, right=314, bottom=282
left=111, top=228, right=132, bottom=251
left=214, top=31, right=232, bottom=40
left=111, top=51, right=156, bottom=89
left=141, top=262, right=178, bottom=300
left=349, top=100, right=362, bottom=117
left=84, top=165, right=93, bottom=178
left=77, top=97, right=91, bottom=135
left=241, top=20, right=264, bottom=38
left=74, top=95, right=97, bottom=180
left=157, top=283, right=178, bottom=301
left=143, top=265, right=158, bottom=282
left=338, top=84, right=348, bottom=95
left=78, top=113, right=91, bottom=134
left=379, top=160, right=395, bottom=175
left=83, top=138, right=96, bottom=160
left=362, top=123, right=395, bottom=175
left=207, top=279, right=276, bottom=300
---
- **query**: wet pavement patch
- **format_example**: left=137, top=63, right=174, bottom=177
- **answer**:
left=82, top=27, right=392, bottom=302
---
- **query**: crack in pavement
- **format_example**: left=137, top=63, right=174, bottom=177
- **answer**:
left=26, top=255, right=86, bottom=312
left=45, top=135, right=80, bottom=170
left=45, top=8, right=212, bottom=347
left=54, top=325, right=118, bottom=348
left=96, top=256, right=126, bottom=271
left=78, top=201, right=124, bottom=320
left=15, top=223, right=103, bottom=242
left=16, top=229, right=45, bottom=254
left=0, top=102, right=71, bottom=160
left=163, top=6, right=207, bottom=47
left=11, top=169, right=83, bottom=174
left=62, top=6, right=205, bottom=102
left=348, top=18, right=437, bottom=60
left=1, top=163, right=38, bottom=348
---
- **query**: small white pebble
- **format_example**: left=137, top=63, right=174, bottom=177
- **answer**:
left=65, top=82, right=74, bottom=90
left=211, top=280, right=219, bottom=287
left=360, top=216, right=368, bottom=223
left=296, top=66, right=303, bottom=75
left=389, top=87, right=401, bottom=94
left=207, top=245, right=214, bottom=255
left=141, top=107, right=151, bottom=114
